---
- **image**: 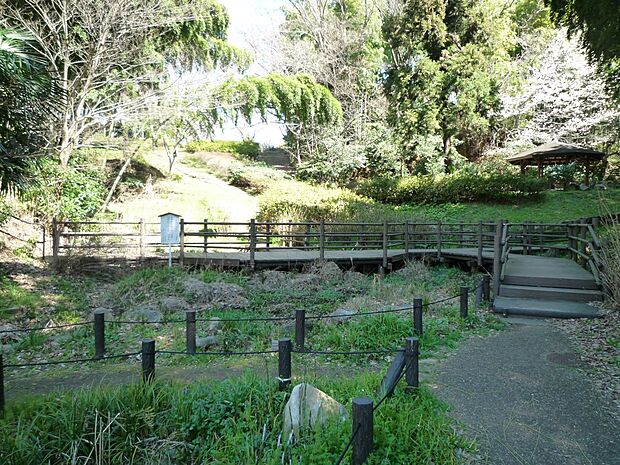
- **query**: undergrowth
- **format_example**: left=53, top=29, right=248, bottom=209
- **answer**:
left=0, top=373, right=473, bottom=465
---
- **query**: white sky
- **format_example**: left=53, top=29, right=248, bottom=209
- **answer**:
left=214, top=0, right=287, bottom=146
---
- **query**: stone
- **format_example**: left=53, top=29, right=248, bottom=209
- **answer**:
left=183, top=278, right=248, bottom=309
left=196, top=335, right=220, bottom=349
left=207, top=317, right=222, bottom=335
left=125, top=307, right=162, bottom=323
left=282, top=383, right=347, bottom=440
left=326, top=307, right=357, bottom=324
left=159, top=296, right=189, bottom=313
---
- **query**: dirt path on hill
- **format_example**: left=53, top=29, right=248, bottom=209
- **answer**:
left=108, top=150, right=258, bottom=224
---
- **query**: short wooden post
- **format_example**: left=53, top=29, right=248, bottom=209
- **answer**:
left=203, top=218, right=209, bottom=256
left=265, top=220, right=271, bottom=250
left=459, top=222, right=464, bottom=247
left=482, top=275, right=491, bottom=302
left=0, top=354, right=5, bottom=415
left=437, top=221, right=442, bottom=259
left=522, top=222, right=528, bottom=255
left=477, top=221, right=483, bottom=266
left=404, top=220, right=410, bottom=254
left=382, top=220, right=388, bottom=269
left=249, top=218, right=257, bottom=269
left=94, top=309, right=105, bottom=359
left=579, top=219, right=587, bottom=264
left=413, top=297, right=423, bottom=336
left=142, top=338, right=155, bottom=383
left=139, top=218, right=146, bottom=260
left=411, top=221, right=417, bottom=250
left=460, top=286, right=469, bottom=319
left=405, top=337, right=419, bottom=390
left=319, top=220, right=326, bottom=261
left=186, top=310, right=196, bottom=354
left=179, top=218, right=185, bottom=267
left=352, top=397, right=374, bottom=465
left=52, top=217, right=60, bottom=268
left=492, top=220, right=502, bottom=299
left=278, top=338, right=292, bottom=391
left=295, top=309, right=305, bottom=350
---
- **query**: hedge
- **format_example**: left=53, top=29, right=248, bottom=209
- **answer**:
left=185, top=140, right=260, bottom=158
left=357, top=174, right=547, bottom=205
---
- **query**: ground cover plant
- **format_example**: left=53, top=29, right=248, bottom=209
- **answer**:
left=0, top=372, right=473, bottom=465
left=185, top=140, right=261, bottom=159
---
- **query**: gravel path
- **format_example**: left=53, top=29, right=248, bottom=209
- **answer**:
left=435, top=319, right=620, bottom=465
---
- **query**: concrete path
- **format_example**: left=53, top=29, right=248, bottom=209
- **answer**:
left=435, top=320, right=619, bottom=465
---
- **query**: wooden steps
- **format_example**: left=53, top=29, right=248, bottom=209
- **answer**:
left=494, top=254, right=604, bottom=319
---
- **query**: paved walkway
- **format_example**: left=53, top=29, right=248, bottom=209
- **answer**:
left=435, top=320, right=619, bottom=465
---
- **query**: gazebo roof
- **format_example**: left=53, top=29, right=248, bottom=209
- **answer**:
left=507, top=142, right=606, bottom=166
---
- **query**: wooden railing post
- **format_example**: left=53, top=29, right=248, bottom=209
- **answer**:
left=413, top=297, right=423, bottom=336
left=477, top=221, right=483, bottom=266
left=352, top=397, right=374, bottom=465
left=482, top=275, right=491, bottom=302
left=139, top=218, right=146, bottom=261
left=52, top=217, right=60, bottom=268
left=405, top=337, right=419, bottom=390
left=203, top=218, right=209, bottom=256
left=295, top=309, right=305, bottom=350
left=250, top=218, right=257, bottom=269
left=319, top=220, right=325, bottom=261
left=266, top=220, right=271, bottom=250
left=404, top=220, right=410, bottom=254
left=522, top=222, right=528, bottom=255
left=179, top=218, right=185, bottom=267
left=382, top=220, right=388, bottom=270
left=186, top=310, right=196, bottom=354
left=492, top=220, right=502, bottom=299
left=579, top=219, right=587, bottom=264
left=142, top=339, right=156, bottom=383
left=460, top=286, right=469, bottom=319
left=411, top=221, right=417, bottom=250
left=436, top=221, right=443, bottom=259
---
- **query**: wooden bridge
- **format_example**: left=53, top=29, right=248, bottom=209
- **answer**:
left=51, top=217, right=609, bottom=318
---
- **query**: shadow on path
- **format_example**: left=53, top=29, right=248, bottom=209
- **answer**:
left=435, top=321, right=619, bottom=465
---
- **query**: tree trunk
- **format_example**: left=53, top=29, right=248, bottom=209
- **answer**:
left=443, top=133, right=452, bottom=173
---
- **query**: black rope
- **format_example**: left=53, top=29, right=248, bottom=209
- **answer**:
left=0, top=321, right=91, bottom=334
left=195, top=315, right=293, bottom=323
left=157, top=349, right=277, bottom=356
left=108, top=319, right=184, bottom=325
left=334, top=423, right=361, bottom=465
left=4, top=351, right=141, bottom=368
left=373, top=359, right=411, bottom=413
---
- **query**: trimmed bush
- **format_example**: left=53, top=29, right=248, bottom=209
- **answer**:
left=185, top=140, right=261, bottom=158
left=357, top=174, right=546, bottom=205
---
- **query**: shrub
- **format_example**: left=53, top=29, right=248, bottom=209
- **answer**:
left=357, top=173, right=546, bottom=205
left=185, top=139, right=261, bottom=158
left=227, top=164, right=288, bottom=195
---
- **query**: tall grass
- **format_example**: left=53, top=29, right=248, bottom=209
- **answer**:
left=0, top=374, right=473, bottom=465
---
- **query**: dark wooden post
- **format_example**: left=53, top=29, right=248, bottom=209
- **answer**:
left=460, top=286, right=469, bottom=319
left=437, top=221, right=442, bottom=259
left=139, top=218, right=146, bottom=261
left=203, top=218, right=209, bottom=256
left=278, top=338, right=292, bottom=391
left=52, top=217, right=60, bottom=268
left=404, top=220, right=410, bottom=254
left=522, top=222, right=528, bottom=255
left=142, top=338, right=155, bottom=383
left=579, top=219, right=587, bottom=264
left=319, top=220, right=326, bottom=261
left=477, top=221, right=483, bottom=266
left=411, top=221, right=417, bottom=250
left=249, top=218, right=257, bottom=269
left=295, top=309, right=305, bottom=350
left=482, top=275, right=491, bottom=302
left=94, top=309, right=106, bottom=359
left=179, top=218, right=185, bottom=267
left=459, top=222, right=464, bottom=247
left=266, top=220, right=271, bottom=250
left=382, top=220, right=388, bottom=270
left=405, top=337, right=419, bottom=390
left=0, top=354, right=4, bottom=415
left=492, top=220, right=502, bottom=299
left=413, top=297, right=423, bottom=336
left=360, top=223, right=367, bottom=249
left=592, top=217, right=600, bottom=229
left=352, top=397, right=374, bottom=465
left=186, top=310, right=196, bottom=354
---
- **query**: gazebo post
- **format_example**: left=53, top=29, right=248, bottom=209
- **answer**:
left=585, top=156, right=590, bottom=185
left=537, top=157, right=543, bottom=177
left=520, top=160, right=526, bottom=175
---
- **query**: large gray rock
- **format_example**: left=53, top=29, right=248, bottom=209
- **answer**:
left=282, top=383, right=347, bottom=440
left=183, top=278, right=249, bottom=309
left=159, top=296, right=189, bottom=313
left=207, top=317, right=222, bottom=335
left=126, top=307, right=162, bottom=323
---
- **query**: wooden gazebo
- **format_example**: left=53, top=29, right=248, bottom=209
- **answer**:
left=507, top=141, right=607, bottom=184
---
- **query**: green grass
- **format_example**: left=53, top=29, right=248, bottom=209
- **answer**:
left=393, top=189, right=620, bottom=223
left=0, top=275, right=44, bottom=319
left=0, top=373, right=474, bottom=465
left=185, top=140, right=261, bottom=158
